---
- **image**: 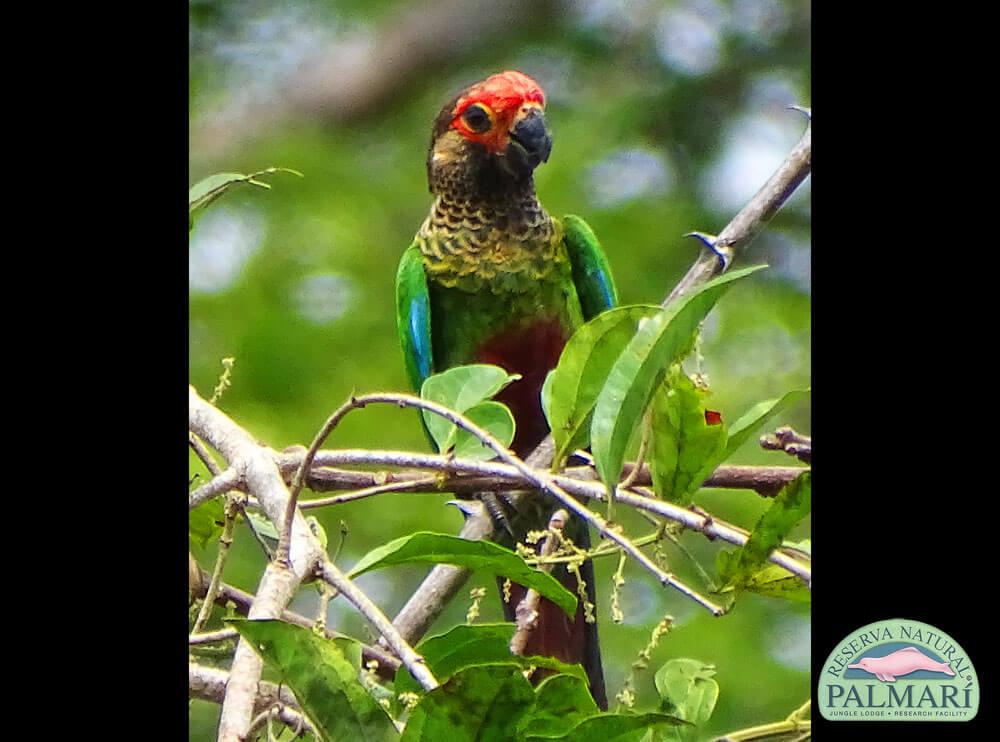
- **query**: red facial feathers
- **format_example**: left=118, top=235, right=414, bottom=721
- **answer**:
left=451, top=70, right=546, bottom=152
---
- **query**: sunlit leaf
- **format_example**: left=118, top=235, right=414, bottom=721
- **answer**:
left=348, top=533, right=577, bottom=617
left=394, top=623, right=587, bottom=698
left=649, top=367, right=727, bottom=504
left=420, top=364, right=520, bottom=453
left=189, top=498, right=224, bottom=548
left=401, top=665, right=535, bottom=741
left=452, top=401, right=515, bottom=460
left=654, top=658, right=719, bottom=727
left=724, top=389, right=810, bottom=458
left=518, top=674, right=600, bottom=738
left=591, top=266, right=767, bottom=495
left=228, top=619, right=397, bottom=742
left=189, top=167, right=303, bottom=224
left=547, top=306, right=661, bottom=465
left=717, top=472, right=811, bottom=590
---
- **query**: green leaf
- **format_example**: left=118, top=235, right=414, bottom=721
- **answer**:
left=524, top=712, right=688, bottom=741
left=394, top=624, right=587, bottom=698
left=228, top=619, right=397, bottom=742
left=540, top=370, right=556, bottom=428
left=590, top=266, right=766, bottom=495
left=718, top=563, right=811, bottom=603
left=420, top=365, right=520, bottom=453
left=401, top=665, right=536, bottom=742
left=547, top=306, right=661, bottom=465
left=648, top=368, right=727, bottom=504
left=188, top=168, right=303, bottom=233
left=245, top=510, right=280, bottom=542
left=395, top=623, right=516, bottom=696
left=452, top=401, right=516, bottom=460
left=188, top=167, right=303, bottom=221
left=189, top=498, right=224, bottom=548
left=724, top=389, right=810, bottom=459
left=349, top=533, right=577, bottom=618
left=654, top=659, right=719, bottom=727
left=717, top=472, right=811, bottom=590
left=518, top=674, right=600, bottom=738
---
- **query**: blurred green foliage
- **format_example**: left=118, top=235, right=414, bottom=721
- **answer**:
left=190, top=1, right=810, bottom=739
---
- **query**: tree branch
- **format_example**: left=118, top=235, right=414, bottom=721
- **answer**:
left=189, top=663, right=316, bottom=738
left=384, top=498, right=494, bottom=647
left=510, top=509, right=566, bottom=656
left=189, top=569, right=401, bottom=674
left=189, top=385, right=327, bottom=742
left=276, top=448, right=810, bottom=584
left=665, top=116, right=811, bottom=305
left=299, top=393, right=723, bottom=615
left=317, top=559, right=439, bottom=692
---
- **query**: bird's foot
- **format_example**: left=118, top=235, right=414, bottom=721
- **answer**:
left=787, top=104, right=812, bottom=121
left=684, top=231, right=730, bottom=270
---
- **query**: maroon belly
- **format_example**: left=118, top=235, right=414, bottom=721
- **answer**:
left=473, top=318, right=567, bottom=457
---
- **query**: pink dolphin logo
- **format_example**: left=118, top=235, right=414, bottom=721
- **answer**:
left=848, top=647, right=955, bottom=682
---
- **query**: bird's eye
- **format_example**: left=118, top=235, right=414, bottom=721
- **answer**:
left=462, top=104, right=492, bottom=133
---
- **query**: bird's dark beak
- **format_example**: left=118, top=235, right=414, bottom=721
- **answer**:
left=504, top=108, right=552, bottom=177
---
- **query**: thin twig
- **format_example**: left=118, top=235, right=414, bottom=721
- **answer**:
left=510, top=509, right=567, bottom=656
left=191, top=568, right=402, bottom=674
left=760, top=426, right=812, bottom=464
left=190, top=627, right=238, bottom=645
left=190, top=432, right=222, bottom=475
left=619, top=411, right=652, bottom=489
left=299, top=476, right=440, bottom=509
left=189, top=663, right=316, bottom=738
left=295, top=394, right=723, bottom=615
left=189, top=467, right=242, bottom=510
left=191, top=496, right=240, bottom=636
left=317, top=559, right=439, bottom=692
left=274, top=447, right=810, bottom=582
left=189, top=386, right=327, bottom=742
left=665, top=117, right=811, bottom=306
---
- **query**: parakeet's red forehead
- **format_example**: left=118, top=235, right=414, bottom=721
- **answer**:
left=453, top=70, right=545, bottom=115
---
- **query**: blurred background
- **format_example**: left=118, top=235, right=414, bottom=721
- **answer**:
left=189, top=1, right=810, bottom=739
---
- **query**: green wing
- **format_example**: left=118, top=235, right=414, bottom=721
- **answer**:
left=395, top=242, right=434, bottom=392
left=561, top=215, right=619, bottom=318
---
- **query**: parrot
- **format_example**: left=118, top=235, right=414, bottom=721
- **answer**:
left=395, top=70, right=617, bottom=709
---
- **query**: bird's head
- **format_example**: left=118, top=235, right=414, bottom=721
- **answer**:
left=427, top=70, right=552, bottom=192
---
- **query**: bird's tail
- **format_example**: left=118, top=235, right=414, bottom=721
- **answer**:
left=498, top=514, right=607, bottom=709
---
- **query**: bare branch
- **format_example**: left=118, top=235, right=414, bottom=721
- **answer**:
left=300, top=476, right=440, bottom=509
left=317, top=559, right=439, bottom=692
left=190, top=432, right=223, bottom=475
left=760, top=426, right=812, bottom=464
left=510, top=509, right=567, bottom=656
left=665, top=118, right=811, bottom=306
left=189, top=467, right=241, bottom=510
left=189, top=628, right=238, bottom=646
left=191, top=496, right=240, bottom=636
left=307, top=394, right=723, bottom=614
left=189, top=663, right=316, bottom=738
left=190, top=568, right=402, bottom=675
left=385, top=498, right=493, bottom=647
left=189, top=386, right=327, bottom=742
left=273, top=446, right=810, bottom=582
